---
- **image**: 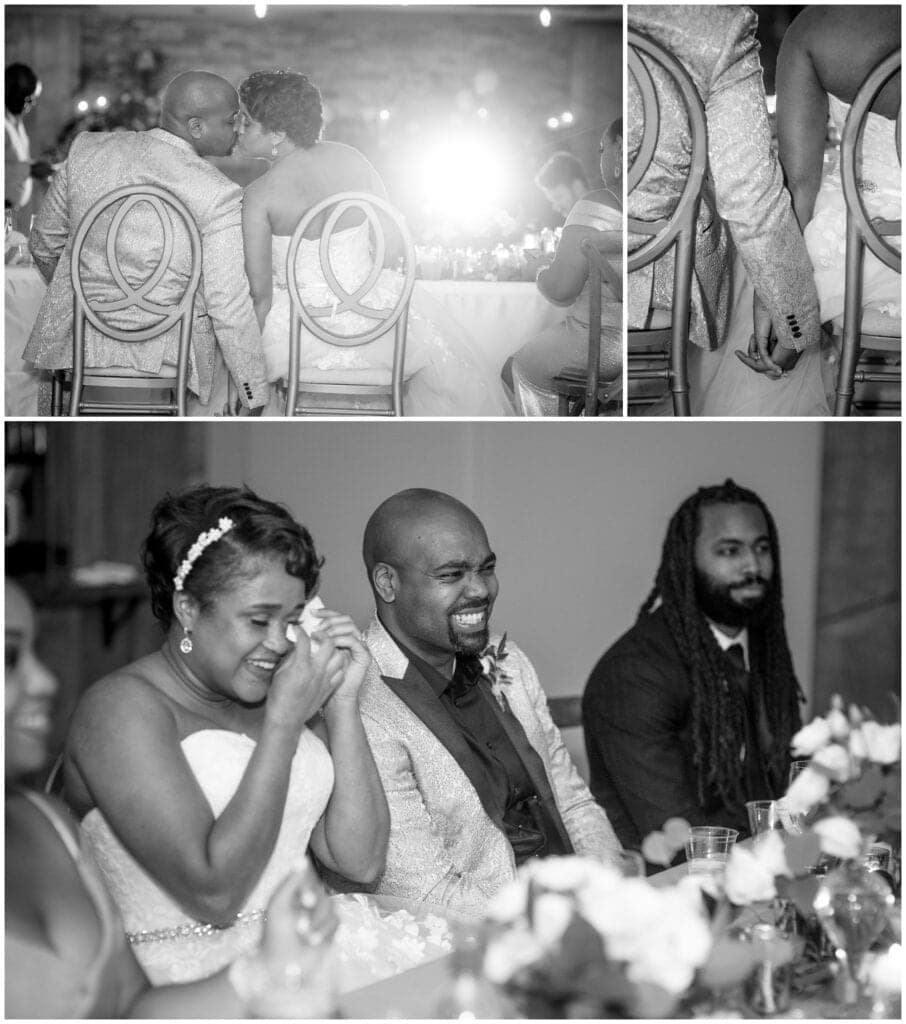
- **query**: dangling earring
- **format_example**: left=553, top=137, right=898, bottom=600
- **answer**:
left=271, top=139, right=279, bottom=158
left=179, top=626, right=193, bottom=655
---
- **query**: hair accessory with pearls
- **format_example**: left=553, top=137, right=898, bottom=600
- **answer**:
left=173, top=517, right=235, bottom=592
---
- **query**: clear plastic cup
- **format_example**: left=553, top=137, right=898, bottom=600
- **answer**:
left=685, top=826, right=739, bottom=876
left=746, top=799, right=781, bottom=839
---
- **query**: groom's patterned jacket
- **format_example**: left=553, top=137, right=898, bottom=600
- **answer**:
left=355, top=617, right=622, bottom=918
left=628, top=5, right=821, bottom=353
left=25, top=128, right=268, bottom=409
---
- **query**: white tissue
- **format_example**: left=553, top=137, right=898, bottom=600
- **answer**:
left=285, top=596, right=325, bottom=652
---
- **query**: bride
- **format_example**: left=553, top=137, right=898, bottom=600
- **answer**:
left=776, top=6, right=900, bottom=333
left=61, top=484, right=451, bottom=992
left=234, top=69, right=513, bottom=416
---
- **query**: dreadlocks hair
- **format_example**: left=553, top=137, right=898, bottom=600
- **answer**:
left=639, top=479, right=804, bottom=816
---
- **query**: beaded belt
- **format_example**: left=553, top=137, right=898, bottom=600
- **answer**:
left=127, top=908, right=267, bottom=946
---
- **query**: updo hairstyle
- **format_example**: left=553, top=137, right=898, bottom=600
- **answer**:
left=239, top=69, right=323, bottom=149
left=142, top=484, right=323, bottom=630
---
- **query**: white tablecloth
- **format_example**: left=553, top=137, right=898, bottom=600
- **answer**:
left=417, top=279, right=562, bottom=374
left=3, top=275, right=561, bottom=416
left=5, top=265, right=46, bottom=416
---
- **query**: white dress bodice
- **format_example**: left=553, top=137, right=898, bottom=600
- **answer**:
left=81, top=727, right=333, bottom=985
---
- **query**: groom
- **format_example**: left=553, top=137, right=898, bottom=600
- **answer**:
left=354, top=488, right=621, bottom=917
left=24, top=70, right=268, bottom=414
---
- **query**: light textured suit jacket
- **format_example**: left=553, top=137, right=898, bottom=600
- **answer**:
left=356, top=617, right=622, bottom=918
left=24, top=128, right=268, bottom=407
left=629, top=5, right=821, bottom=352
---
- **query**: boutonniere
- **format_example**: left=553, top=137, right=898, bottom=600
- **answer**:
left=479, top=633, right=512, bottom=711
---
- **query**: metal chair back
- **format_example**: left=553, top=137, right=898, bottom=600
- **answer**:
left=552, top=237, right=622, bottom=416
left=283, top=192, right=416, bottom=416
left=627, top=29, right=708, bottom=416
left=833, top=48, right=901, bottom=416
left=59, top=184, right=202, bottom=416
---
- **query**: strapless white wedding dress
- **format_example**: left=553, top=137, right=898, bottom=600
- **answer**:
left=804, top=93, right=901, bottom=325
left=262, top=221, right=513, bottom=416
left=81, top=728, right=451, bottom=988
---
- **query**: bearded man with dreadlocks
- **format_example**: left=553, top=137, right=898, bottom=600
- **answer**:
left=581, top=479, right=804, bottom=851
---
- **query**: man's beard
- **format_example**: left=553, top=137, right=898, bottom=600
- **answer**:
left=447, top=602, right=491, bottom=654
left=694, top=569, right=773, bottom=629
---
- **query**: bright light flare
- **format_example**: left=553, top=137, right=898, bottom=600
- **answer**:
left=765, top=94, right=777, bottom=114
left=539, top=7, right=552, bottom=28
left=96, top=95, right=108, bottom=109
left=561, top=110, right=573, bottom=124
left=378, top=109, right=391, bottom=121
left=254, top=3, right=267, bottom=19
left=546, top=116, right=559, bottom=130
left=413, top=134, right=514, bottom=227
left=77, top=100, right=89, bottom=113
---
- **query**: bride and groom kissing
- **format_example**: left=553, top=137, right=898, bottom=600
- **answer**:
left=629, top=5, right=900, bottom=417
left=23, top=68, right=511, bottom=416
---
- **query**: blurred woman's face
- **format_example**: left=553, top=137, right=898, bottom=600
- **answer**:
left=234, top=110, right=273, bottom=161
left=177, top=555, right=308, bottom=706
left=5, top=581, right=57, bottom=777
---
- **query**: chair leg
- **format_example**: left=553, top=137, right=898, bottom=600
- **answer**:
left=51, top=373, right=63, bottom=416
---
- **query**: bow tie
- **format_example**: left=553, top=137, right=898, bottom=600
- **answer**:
left=448, top=654, right=485, bottom=705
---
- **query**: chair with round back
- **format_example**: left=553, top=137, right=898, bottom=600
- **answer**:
left=282, top=191, right=417, bottom=417
left=51, top=184, right=202, bottom=416
left=550, top=237, right=623, bottom=416
left=833, top=48, right=901, bottom=416
left=627, top=29, right=708, bottom=417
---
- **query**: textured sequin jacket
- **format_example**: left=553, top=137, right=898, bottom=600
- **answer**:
left=629, top=5, right=821, bottom=352
left=355, top=617, right=622, bottom=919
left=24, top=128, right=268, bottom=408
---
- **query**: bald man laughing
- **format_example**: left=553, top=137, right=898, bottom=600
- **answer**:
left=347, top=488, right=622, bottom=918
left=25, top=70, right=268, bottom=414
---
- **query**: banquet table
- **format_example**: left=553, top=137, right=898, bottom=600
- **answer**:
left=3, top=275, right=560, bottom=416
left=416, top=278, right=563, bottom=375
left=5, top=264, right=47, bottom=416
left=337, top=846, right=896, bottom=1021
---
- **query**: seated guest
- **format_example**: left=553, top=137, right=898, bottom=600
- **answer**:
left=355, top=488, right=622, bottom=918
left=511, top=122, right=623, bottom=416
left=5, top=576, right=340, bottom=1018
left=534, top=149, right=590, bottom=220
left=5, top=63, right=52, bottom=225
left=61, top=484, right=449, bottom=990
left=23, top=70, right=269, bottom=415
left=583, top=480, right=803, bottom=851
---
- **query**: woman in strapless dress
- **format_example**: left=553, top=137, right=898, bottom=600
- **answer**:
left=60, top=484, right=451, bottom=991
left=236, top=69, right=513, bottom=417
left=5, top=576, right=345, bottom=1018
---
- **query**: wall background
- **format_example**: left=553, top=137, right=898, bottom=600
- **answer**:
left=207, top=421, right=824, bottom=705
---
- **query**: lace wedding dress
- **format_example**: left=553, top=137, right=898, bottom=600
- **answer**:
left=80, top=728, right=452, bottom=988
left=261, top=221, right=513, bottom=416
left=804, top=93, right=901, bottom=325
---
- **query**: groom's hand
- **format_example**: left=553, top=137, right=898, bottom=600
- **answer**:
left=735, top=291, right=801, bottom=379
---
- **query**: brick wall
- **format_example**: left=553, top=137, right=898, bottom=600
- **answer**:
left=6, top=5, right=620, bottom=225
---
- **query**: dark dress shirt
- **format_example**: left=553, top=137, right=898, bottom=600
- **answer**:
left=395, top=639, right=570, bottom=865
left=582, top=607, right=779, bottom=850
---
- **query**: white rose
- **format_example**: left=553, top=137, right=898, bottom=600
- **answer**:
left=785, top=766, right=830, bottom=816
left=860, top=722, right=901, bottom=765
left=724, top=845, right=776, bottom=905
left=791, top=717, right=832, bottom=757
left=529, top=855, right=596, bottom=892
left=848, top=727, right=869, bottom=760
left=812, top=743, right=854, bottom=783
left=847, top=703, right=864, bottom=727
left=813, top=816, right=864, bottom=860
left=531, top=892, right=574, bottom=947
left=486, top=877, right=528, bottom=922
left=826, top=707, right=850, bottom=742
left=483, top=926, right=545, bottom=984
left=752, top=829, right=792, bottom=878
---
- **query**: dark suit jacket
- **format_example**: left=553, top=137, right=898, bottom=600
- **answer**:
left=582, top=607, right=762, bottom=850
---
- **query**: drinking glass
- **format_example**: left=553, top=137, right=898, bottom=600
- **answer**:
left=788, top=760, right=810, bottom=786
left=746, top=800, right=781, bottom=841
left=685, top=826, right=739, bottom=877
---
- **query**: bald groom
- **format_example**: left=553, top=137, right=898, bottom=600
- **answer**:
left=353, top=488, right=621, bottom=917
left=25, top=70, right=268, bottom=414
